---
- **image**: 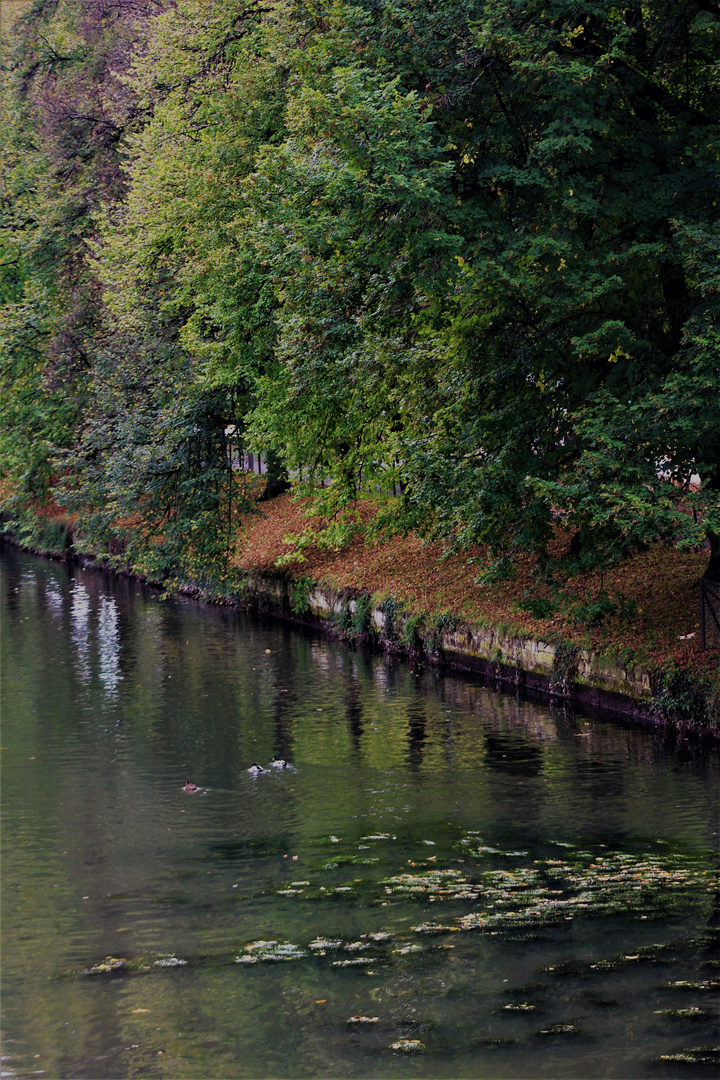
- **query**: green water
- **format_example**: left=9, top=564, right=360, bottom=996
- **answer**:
left=1, top=545, right=718, bottom=1078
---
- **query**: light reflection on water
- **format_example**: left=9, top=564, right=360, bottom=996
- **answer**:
left=69, top=582, right=92, bottom=686
left=97, top=596, right=122, bottom=697
left=1, top=544, right=719, bottom=1080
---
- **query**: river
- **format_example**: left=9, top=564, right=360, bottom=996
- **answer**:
left=1, top=544, right=718, bottom=1078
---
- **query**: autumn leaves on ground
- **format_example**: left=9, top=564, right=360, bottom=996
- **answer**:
left=232, top=488, right=718, bottom=678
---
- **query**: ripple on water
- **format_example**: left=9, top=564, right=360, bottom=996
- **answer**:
left=2, top=544, right=719, bottom=1079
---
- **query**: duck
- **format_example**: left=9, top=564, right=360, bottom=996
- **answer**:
left=184, top=780, right=199, bottom=793
left=248, top=762, right=265, bottom=775
left=269, top=755, right=289, bottom=769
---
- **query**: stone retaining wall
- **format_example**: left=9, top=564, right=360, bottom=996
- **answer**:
left=227, top=573, right=658, bottom=723
left=3, top=526, right=712, bottom=728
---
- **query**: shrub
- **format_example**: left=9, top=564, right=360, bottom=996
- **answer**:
left=290, top=575, right=313, bottom=615
left=651, top=667, right=718, bottom=728
left=517, top=591, right=558, bottom=619
left=572, top=588, right=617, bottom=627
left=426, top=612, right=459, bottom=655
left=336, top=597, right=352, bottom=632
left=401, top=613, right=425, bottom=651
left=352, top=593, right=373, bottom=636
left=379, top=596, right=400, bottom=642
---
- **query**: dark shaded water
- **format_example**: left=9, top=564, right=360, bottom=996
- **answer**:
left=1, top=544, right=719, bottom=1079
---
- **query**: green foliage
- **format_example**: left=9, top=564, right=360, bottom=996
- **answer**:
left=289, top=575, right=314, bottom=616
left=567, top=588, right=638, bottom=628
left=551, top=640, right=580, bottom=694
left=352, top=593, right=373, bottom=637
left=0, top=0, right=156, bottom=506
left=379, top=595, right=401, bottom=642
left=651, top=667, right=718, bottom=728
left=426, top=612, right=459, bottom=655
left=2, top=508, right=72, bottom=556
left=571, top=589, right=619, bottom=629
left=400, top=613, right=425, bottom=651
left=475, top=557, right=517, bottom=586
left=517, top=592, right=559, bottom=621
left=335, top=596, right=352, bottom=633
left=38, top=520, right=73, bottom=555
left=277, top=510, right=364, bottom=566
left=2, top=0, right=719, bottom=584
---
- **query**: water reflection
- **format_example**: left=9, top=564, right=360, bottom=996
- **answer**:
left=344, top=676, right=364, bottom=755
left=406, top=702, right=428, bottom=769
left=97, top=596, right=122, bottom=697
left=2, top=544, right=719, bottom=1080
left=44, top=581, right=63, bottom=615
left=70, top=582, right=91, bottom=685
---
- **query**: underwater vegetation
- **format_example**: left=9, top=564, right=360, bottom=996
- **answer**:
left=64, top=829, right=718, bottom=980
left=235, top=941, right=308, bottom=963
left=389, top=1039, right=425, bottom=1053
left=57, top=827, right=718, bottom=1067
left=656, top=1046, right=720, bottom=1065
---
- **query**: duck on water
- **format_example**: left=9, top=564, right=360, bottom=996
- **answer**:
left=248, top=758, right=292, bottom=774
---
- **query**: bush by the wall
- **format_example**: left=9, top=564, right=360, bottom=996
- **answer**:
left=651, top=666, right=718, bottom=728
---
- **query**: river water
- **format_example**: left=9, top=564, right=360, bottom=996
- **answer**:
left=1, top=545, right=718, bottom=1079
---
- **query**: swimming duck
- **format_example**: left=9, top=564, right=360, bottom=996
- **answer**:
left=269, top=755, right=288, bottom=769
left=248, top=762, right=265, bottom=775
left=184, top=780, right=199, bottom=793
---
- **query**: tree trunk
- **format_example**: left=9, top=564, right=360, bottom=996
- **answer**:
left=259, top=449, right=291, bottom=501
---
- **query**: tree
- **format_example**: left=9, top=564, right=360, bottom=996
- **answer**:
left=256, top=0, right=720, bottom=575
left=0, top=0, right=160, bottom=507
left=59, top=0, right=292, bottom=578
left=401, top=0, right=720, bottom=575
left=2, top=0, right=718, bottom=584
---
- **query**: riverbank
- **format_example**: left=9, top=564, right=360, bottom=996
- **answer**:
left=2, top=491, right=719, bottom=733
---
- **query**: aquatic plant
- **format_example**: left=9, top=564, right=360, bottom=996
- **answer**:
left=153, top=954, right=187, bottom=968
left=235, top=940, right=307, bottom=963
left=82, top=956, right=126, bottom=975
left=657, top=1046, right=720, bottom=1065
left=308, top=937, right=343, bottom=952
left=332, top=957, right=377, bottom=966
left=655, top=1007, right=709, bottom=1020
left=389, top=1039, right=425, bottom=1053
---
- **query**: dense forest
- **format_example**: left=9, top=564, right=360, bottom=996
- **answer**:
left=1, top=0, right=719, bottom=587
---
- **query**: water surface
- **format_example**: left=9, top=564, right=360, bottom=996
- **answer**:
left=1, top=545, right=718, bottom=1078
